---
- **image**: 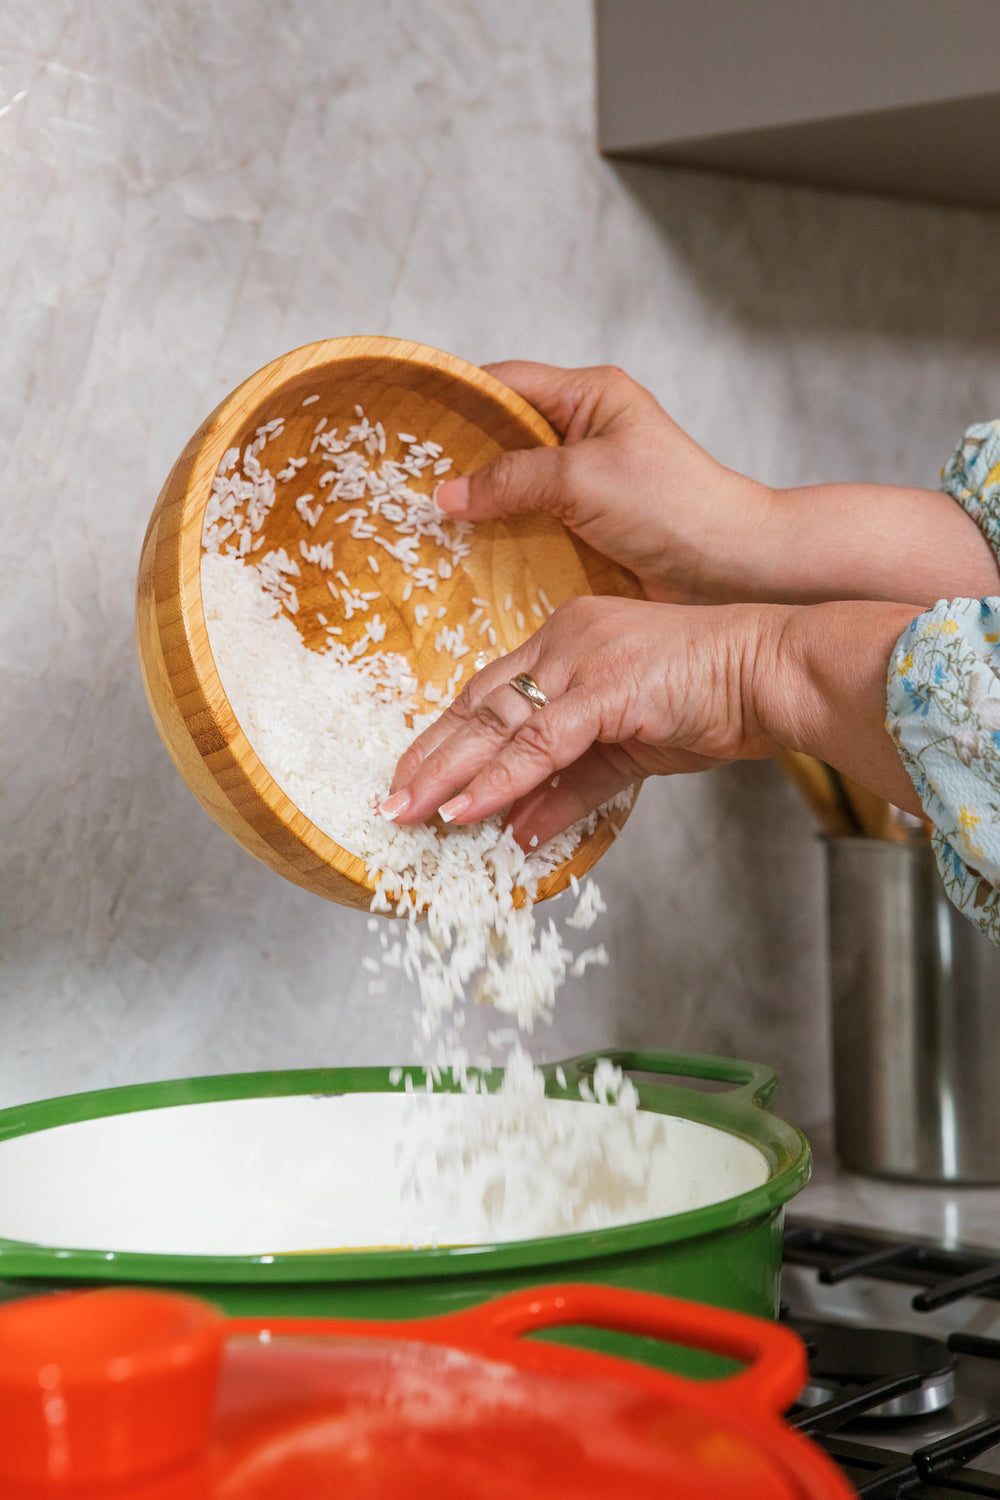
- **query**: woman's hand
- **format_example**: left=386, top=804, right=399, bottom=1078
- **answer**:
left=436, top=360, right=1000, bottom=609
left=383, top=595, right=786, bottom=847
left=381, top=595, right=927, bottom=847
left=436, top=361, right=774, bottom=606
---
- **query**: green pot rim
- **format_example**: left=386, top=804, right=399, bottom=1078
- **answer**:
left=0, top=1048, right=810, bottom=1284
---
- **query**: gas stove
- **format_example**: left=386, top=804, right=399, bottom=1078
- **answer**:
left=784, top=1216, right=1000, bottom=1495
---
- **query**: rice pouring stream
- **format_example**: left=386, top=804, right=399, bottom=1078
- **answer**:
left=200, top=402, right=653, bottom=1240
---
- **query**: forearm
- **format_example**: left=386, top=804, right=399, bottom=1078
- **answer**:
left=755, top=599, right=928, bottom=814
left=742, top=482, right=1000, bottom=607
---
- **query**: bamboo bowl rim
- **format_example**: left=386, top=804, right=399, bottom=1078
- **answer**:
left=136, top=336, right=636, bottom=911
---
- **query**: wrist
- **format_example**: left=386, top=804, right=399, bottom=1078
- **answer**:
left=754, top=599, right=927, bottom=811
left=657, top=472, right=791, bottom=605
left=722, top=484, right=871, bottom=605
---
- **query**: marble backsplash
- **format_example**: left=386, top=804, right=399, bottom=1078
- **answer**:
left=3, top=0, right=1000, bottom=1142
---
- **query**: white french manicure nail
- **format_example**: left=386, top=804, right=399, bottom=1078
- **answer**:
left=438, top=794, right=471, bottom=823
left=379, top=790, right=410, bottom=820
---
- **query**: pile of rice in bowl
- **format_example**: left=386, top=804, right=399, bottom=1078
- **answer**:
left=200, top=398, right=650, bottom=1244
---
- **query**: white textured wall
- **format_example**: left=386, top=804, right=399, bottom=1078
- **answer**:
left=4, top=0, right=1000, bottom=1139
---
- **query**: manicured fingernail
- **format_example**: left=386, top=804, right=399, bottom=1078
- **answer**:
left=434, top=476, right=469, bottom=515
left=438, top=793, right=472, bottom=823
left=380, top=789, right=411, bottom=820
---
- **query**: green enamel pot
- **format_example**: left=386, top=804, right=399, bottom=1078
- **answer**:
left=0, top=1050, right=809, bottom=1379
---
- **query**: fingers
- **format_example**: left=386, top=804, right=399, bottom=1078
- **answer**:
left=505, top=750, right=639, bottom=848
left=385, top=684, right=599, bottom=829
left=436, top=360, right=648, bottom=523
left=436, top=442, right=570, bottom=525
left=481, top=360, right=641, bottom=443
left=387, top=649, right=542, bottom=795
left=480, top=361, right=592, bottom=437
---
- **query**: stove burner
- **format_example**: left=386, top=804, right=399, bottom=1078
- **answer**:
left=791, top=1319, right=958, bottom=1421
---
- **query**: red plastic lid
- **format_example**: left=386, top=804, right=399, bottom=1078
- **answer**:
left=0, top=1285, right=855, bottom=1499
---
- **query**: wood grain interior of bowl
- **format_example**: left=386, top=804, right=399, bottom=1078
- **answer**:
left=136, top=336, right=640, bottom=910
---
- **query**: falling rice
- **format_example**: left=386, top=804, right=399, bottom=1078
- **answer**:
left=200, top=402, right=640, bottom=1237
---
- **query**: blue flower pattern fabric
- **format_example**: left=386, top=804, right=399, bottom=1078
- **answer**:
left=887, top=420, right=1000, bottom=941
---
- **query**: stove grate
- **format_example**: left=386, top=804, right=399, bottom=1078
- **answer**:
left=820, top=1432, right=1000, bottom=1497
left=784, top=1218, right=1000, bottom=1496
left=790, top=1371, right=934, bottom=1435
left=786, top=1218, right=1000, bottom=1312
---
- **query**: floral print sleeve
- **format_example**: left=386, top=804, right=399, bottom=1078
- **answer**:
left=887, top=420, right=1000, bottom=942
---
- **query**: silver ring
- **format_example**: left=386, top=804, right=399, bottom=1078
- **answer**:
left=509, top=672, right=549, bottom=711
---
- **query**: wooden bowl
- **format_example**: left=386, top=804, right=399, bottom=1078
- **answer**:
left=136, top=336, right=640, bottom=911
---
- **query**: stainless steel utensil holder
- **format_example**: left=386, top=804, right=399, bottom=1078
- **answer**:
left=826, top=837, right=1000, bottom=1184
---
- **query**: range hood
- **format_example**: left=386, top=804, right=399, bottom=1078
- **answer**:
left=596, top=0, right=1000, bottom=209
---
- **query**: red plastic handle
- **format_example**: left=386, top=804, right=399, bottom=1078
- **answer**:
left=230, top=1284, right=807, bottom=1419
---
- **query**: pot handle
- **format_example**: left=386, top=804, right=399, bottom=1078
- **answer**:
left=546, top=1048, right=780, bottom=1109
left=423, top=1284, right=807, bottom=1417
left=232, top=1285, right=806, bottom=1419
